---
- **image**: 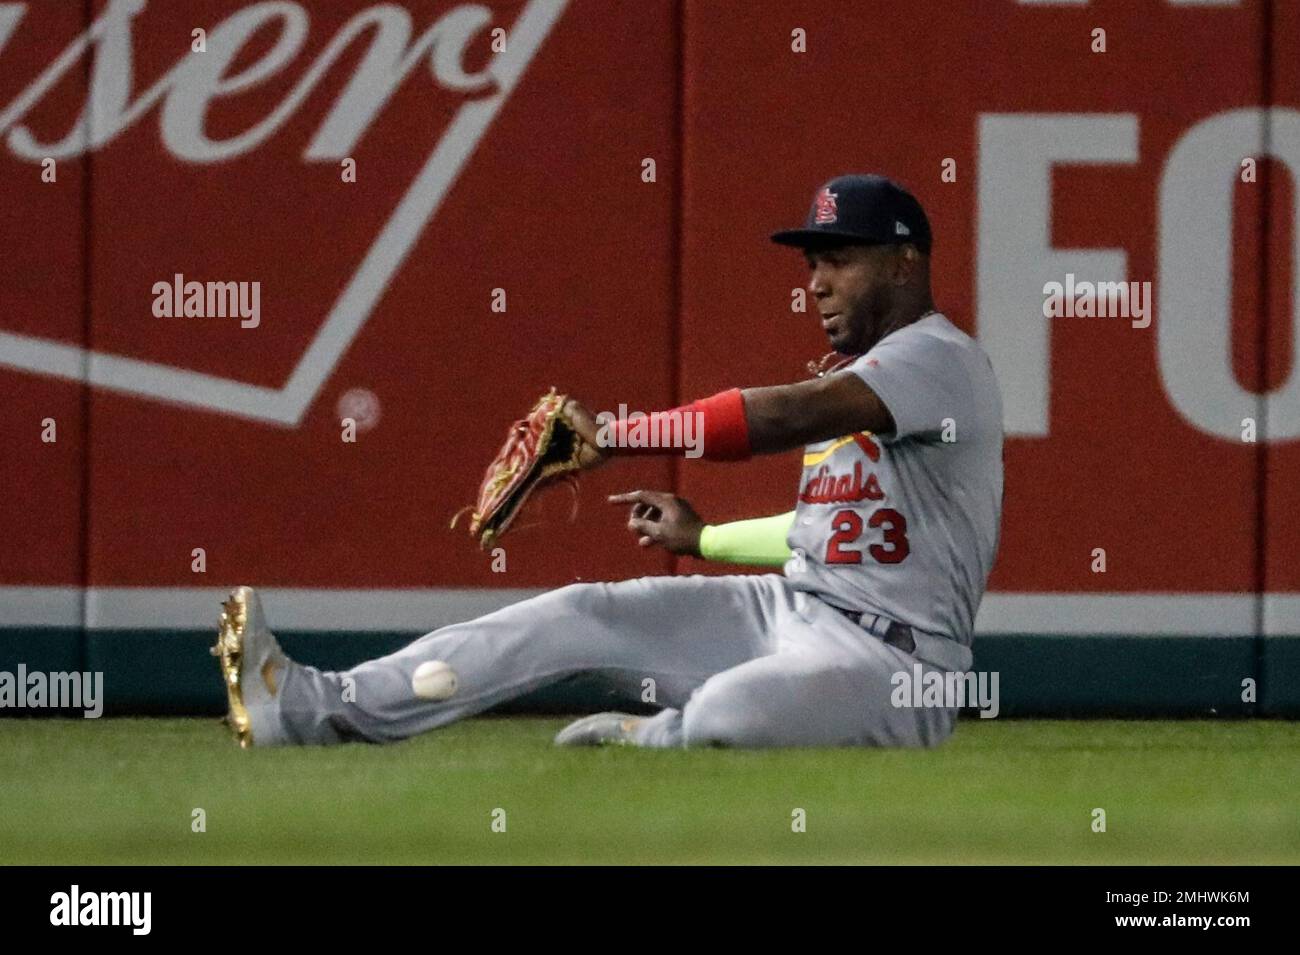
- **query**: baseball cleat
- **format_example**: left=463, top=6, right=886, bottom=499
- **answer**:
left=553, top=711, right=643, bottom=747
left=210, top=586, right=289, bottom=748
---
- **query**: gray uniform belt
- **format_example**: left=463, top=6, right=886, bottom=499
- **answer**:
left=820, top=599, right=973, bottom=672
left=825, top=602, right=917, bottom=654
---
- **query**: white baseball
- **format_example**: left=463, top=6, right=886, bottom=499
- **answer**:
left=411, top=661, right=459, bottom=701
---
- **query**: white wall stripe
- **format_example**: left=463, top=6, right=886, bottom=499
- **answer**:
left=2, top=588, right=1297, bottom=635
left=1264, top=594, right=1300, bottom=638
left=0, top=588, right=84, bottom=628
left=974, top=593, right=1265, bottom=635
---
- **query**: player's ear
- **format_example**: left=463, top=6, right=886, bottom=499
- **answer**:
left=891, top=245, right=920, bottom=285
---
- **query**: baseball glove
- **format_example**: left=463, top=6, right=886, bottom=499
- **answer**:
left=454, top=388, right=604, bottom=549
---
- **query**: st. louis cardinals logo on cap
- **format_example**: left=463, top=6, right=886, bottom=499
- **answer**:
left=813, top=187, right=838, bottom=224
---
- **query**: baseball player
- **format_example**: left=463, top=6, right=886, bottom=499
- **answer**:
left=213, top=174, right=1004, bottom=749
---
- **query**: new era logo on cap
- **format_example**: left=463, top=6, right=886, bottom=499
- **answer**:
left=813, top=187, right=838, bottom=225
left=895, top=220, right=910, bottom=235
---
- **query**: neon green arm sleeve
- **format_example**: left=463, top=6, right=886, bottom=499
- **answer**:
left=698, top=511, right=796, bottom=567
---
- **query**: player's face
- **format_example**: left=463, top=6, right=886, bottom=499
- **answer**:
left=804, top=244, right=899, bottom=354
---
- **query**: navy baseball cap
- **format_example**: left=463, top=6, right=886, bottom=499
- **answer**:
left=771, top=174, right=932, bottom=254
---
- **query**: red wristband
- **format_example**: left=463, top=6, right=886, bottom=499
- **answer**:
left=602, top=388, right=751, bottom=460
left=695, top=387, right=751, bottom=460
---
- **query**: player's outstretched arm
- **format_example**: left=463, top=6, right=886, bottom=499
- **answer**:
left=562, top=373, right=893, bottom=465
left=741, top=373, right=895, bottom=454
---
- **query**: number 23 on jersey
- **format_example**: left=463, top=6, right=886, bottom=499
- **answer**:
left=825, top=508, right=910, bottom=565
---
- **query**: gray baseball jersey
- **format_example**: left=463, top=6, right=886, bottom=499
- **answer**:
left=784, top=312, right=1004, bottom=647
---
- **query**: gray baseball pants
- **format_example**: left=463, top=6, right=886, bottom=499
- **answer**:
left=275, top=574, right=959, bottom=748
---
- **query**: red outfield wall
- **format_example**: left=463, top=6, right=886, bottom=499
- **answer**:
left=0, top=1, right=1295, bottom=649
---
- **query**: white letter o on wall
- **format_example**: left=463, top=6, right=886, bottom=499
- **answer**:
left=1158, top=108, right=1300, bottom=441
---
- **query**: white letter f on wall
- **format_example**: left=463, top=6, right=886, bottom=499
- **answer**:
left=977, top=114, right=1138, bottom=435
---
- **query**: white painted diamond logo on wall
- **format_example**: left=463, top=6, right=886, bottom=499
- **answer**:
left=0, top=0, right=569, bottom=427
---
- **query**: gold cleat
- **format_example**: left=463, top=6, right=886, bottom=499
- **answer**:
left=211, top=590, right=255, bottom=748
left=553, top=711, right=644, bottom=747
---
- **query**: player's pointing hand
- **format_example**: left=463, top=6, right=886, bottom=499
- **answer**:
left=609, top=490, right=706, bottom=557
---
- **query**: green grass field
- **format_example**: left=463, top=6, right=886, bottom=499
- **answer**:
left=1, top=717, right=1296, bottom=864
